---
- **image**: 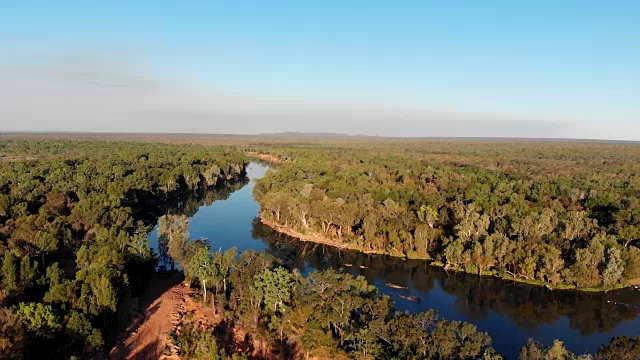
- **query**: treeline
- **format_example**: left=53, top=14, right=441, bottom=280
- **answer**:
left=0, top=140, right=247, bottom=359
left=165, top=216, right=638, bottom=359
left=253, top=222, right=640, bottom=337
left=252, top=141, right=640, bottom=290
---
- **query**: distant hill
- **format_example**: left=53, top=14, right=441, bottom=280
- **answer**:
left=258, top=132, right=377, bottom=138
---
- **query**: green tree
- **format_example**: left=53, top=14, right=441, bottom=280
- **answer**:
left=187, top=246, right=217, bottom=305
left=65, top=311, right=104, bottom=353
left=444, top=239, right=465, bottom=269
left=252, top=267, right=294, bottom=315
left=75, top=266, right=119, bottom=315
left=602, top=247, right=624, bottom=289
left=1, top=253, right=18, bottom=292
left=14, top=303, right=62, bottom=338
left=519, top=339, right=593, bottom=360
left=538, top=245, right=565, bottom=285
left=18, top=255, right=38, bottom=289
left=568, top=239, right=605, bottom=288
left=428, top=320, right=492, bottom=359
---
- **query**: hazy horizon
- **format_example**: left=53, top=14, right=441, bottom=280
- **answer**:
left=1, top=1, right=638, bottom=140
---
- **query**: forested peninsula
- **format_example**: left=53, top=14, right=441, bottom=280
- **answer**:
left=253, top=141, right=640, bottom=291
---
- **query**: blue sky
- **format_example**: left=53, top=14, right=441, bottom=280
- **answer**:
left=1, top=1, right=639, bottom=139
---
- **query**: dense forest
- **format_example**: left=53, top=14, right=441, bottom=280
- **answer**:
left=253, top=141, right=640, bottom=291
left=0, top=140, right=247, bottom=359
left=162, top=213, right=638, bottom=360
left=1, top=137, right=638, bottom=359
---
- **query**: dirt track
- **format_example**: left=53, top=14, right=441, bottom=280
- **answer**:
left=109, top=271, right=230, bottom=360
left=109, top=274, right=187, bottom=360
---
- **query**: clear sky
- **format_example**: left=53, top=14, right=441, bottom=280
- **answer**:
left=1, top=1, right=639, bottom=139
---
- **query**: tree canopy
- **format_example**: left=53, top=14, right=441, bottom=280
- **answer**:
left=252, top=141, right=640, bottom=291
left=0, top=139, right=247, bottom=359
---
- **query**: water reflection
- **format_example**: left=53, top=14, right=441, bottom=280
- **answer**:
left=148, top=162, right=272, bottom=268
left=146, top=177, right=250, bottom=221
left=253, top=221, right=640, bottom=357
left=148, top=176, right=250, bottom=268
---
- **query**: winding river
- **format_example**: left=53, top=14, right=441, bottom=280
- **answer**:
left=149, top=162, right=640, bottom=359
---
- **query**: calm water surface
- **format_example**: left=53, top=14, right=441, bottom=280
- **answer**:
left=149, top=162, right=640, bottom=359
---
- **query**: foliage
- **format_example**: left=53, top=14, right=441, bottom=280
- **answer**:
left=177, top=245, right=504, bottom=359
left=170, top=322, right=223, bottom=360
left=0, top=139, right=247, bottom=358
left=519, top=339, right=593, bottom=360
left=252, top=141, right=640, bottom=290
left=595, top=335, right=640, bottom=360
left=14, top=302, right=61, bottom=338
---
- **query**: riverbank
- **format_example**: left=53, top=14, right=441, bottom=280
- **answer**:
left=245, top=151, right=284, bottom=164
left=260, top=217, right=633, bottom=293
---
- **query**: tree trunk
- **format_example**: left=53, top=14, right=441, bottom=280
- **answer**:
left=202, top=279, right=207, bottom=303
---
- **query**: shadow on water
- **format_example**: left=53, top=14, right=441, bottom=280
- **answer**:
left=252, top=220, right=640, bottom=358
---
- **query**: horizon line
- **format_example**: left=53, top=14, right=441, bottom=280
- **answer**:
left=2, top=130, right=639, bottom=144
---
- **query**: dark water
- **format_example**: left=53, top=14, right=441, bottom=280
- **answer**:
left=149, top=162, right=640, bottom=359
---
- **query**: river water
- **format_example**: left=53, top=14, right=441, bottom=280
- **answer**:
left=149, top=162, right=640, bottom=359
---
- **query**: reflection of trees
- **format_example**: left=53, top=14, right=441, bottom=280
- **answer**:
left=157, top=219, right=173, bottom=269
left=151, top=176, right=249, bottom=269
left=252, top=221, right=640, bottom=335
left=157, top=176, right=249, bottom=219
left=412, top=267, right=436, bottom=293
left=439, top=277, right=639, bottom=335
left=249, top=158, right=280, bottom=169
